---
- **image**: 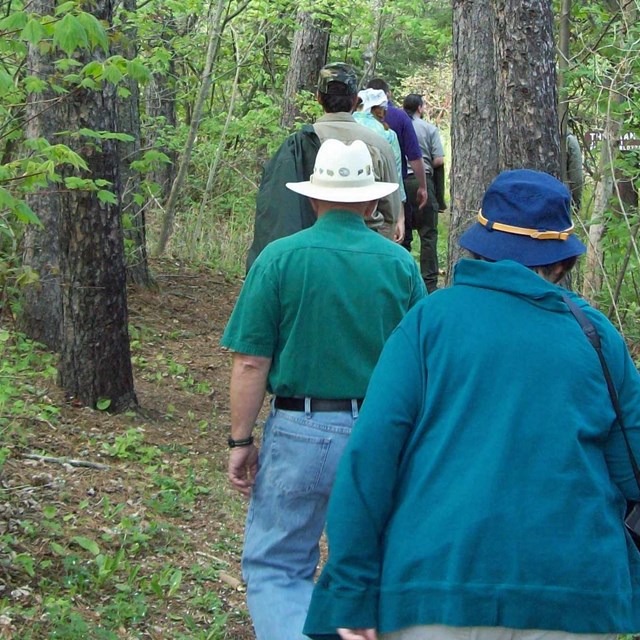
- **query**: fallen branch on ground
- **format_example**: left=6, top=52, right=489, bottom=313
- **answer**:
left=22, top=453, right=111, bottom=470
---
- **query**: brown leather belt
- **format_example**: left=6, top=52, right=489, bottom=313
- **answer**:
left=274, top=397, right=363, bottom=412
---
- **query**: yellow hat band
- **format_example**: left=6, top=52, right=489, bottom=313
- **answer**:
left=478, top=210, right=575, bottom=241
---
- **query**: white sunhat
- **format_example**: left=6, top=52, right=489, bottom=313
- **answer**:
left=357, top=88, right=388, bottom=113
left=286, top=139, right=398, bottom=203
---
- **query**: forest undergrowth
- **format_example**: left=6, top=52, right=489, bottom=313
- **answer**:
left=0, top=258, right=256, bottom=639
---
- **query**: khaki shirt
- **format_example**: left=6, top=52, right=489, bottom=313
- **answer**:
left=313, top=113, right=402, bottom=235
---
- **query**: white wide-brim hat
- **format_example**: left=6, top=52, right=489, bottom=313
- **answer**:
left=286, top=138, right=398, bottom=203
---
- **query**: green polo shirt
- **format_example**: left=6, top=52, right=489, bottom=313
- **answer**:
left=221, top=209, right=425, bottom=398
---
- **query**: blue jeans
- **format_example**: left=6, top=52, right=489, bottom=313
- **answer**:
left=242, top=402, right=358, bottom=640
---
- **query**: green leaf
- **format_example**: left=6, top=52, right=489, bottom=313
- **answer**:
left=21, top=17, right=46, bottom=45
left=72, top=536, right=100, bottom=556
left=76, top=12, right=109, bottom=52
left=15, top=553, right=35, bottom=577
left=82, top=60, right=104, bottom=79
left=77, top=128, right=102, bottom=139
left=50, top=542, right=68, bottom=556
left=79, top=77, right=98, bottom=90
left=126, top=59, right=151, bottom=83
left=24, top=75, right=49, bottom=94
left=65, top=176, right=93, bottom=189
left=43, top=505, right=57, bottom=519
left=97, top=189, right=117, bottom=204
left=0, top=11, right=28, bottom=33
left=103, top=63, right=124, bottom=84
left=47, top=144, right=89, bottom=171
left=52, top=14, right=88, bottom=56
left=55, top=57, right=83, bottom=71
left=0, top=70, right=13, bottom=94
left=0, top=188, right=16, bottom=208
left=55, top=2, right=77, bottom=16
left=167, top=569, right=182, bottom=597
left=96, top=398, right=111, bottom=410
left=14, top=202, right=43, bottom=227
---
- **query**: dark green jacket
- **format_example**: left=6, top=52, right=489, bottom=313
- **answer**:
left=246, top=125, right=321, bottom=271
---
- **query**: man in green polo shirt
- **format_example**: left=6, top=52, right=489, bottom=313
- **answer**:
left=221, top=138, right=426, bottom=640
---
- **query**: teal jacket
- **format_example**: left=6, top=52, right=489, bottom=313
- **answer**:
left=305, top=259, right=640, bottom=638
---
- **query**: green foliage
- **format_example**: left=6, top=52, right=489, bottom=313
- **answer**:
left=0, top=2, right=151, bottom=255
left=0, top=331, right=58, bottom=433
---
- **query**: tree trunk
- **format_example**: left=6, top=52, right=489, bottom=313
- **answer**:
left=583, top=101, right=620, bottom=301
left=448, top=0, right=560, bottom=278
left=189, top=29, right=243, bottom=257
left=145, top=68, right=178, bottom=203
left=581, top=0, right=636, bottom=305
left=361, top=0, right=384, bottom=87
left=19, top=0, right=63, bottom=350
left=557, top=0, right=571, bottom=183
left=494, top=0, right=560, bottom=175
left=280, top=10, right=330, bottom=130
left=56, top=1, right=137, bottom=411
left=448, top=0, right=499, bottom=275
left=117, top=0, right=155, bottom=288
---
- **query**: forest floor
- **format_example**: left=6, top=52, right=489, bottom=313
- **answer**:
left=1, top=259, right=260, bottom=639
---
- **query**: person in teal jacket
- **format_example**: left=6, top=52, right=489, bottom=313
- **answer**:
left=304, top=169, right=640, bottom=640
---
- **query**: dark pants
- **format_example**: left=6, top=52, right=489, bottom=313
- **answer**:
left=405, top=173, right=439, bottom=293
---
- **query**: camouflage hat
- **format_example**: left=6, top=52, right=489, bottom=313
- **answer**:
left=317, top=63, right=358, bottom=96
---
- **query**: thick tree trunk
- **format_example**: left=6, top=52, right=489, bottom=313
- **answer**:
left=449, top=0, right=499, bottom=274
left=449, top=0, right=560, bottom=279
left=57, top=1, right=137, bottom=411
left=494, top=0, right=560, bottom=175
left=19, top=0, right=62, bottom=350
left=280, top=10, right=329, bottom=130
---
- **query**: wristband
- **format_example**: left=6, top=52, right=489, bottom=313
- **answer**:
left=228, top=435, right=254, bottom=448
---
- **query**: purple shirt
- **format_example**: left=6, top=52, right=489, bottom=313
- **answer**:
left=384, top=104, right=422, bottom=178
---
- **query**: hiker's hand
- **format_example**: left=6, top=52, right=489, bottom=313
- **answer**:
left=228, top=444, right=258, bottom=497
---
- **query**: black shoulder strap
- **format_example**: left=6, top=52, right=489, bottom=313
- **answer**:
left=561, top=293, right=640, bottom=492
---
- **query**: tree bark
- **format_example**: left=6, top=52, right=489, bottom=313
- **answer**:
left=117, top=0, right=155, bottom=288
left=19, top=0, right=63, bottom=350
left=494, top=0, right=560, bottom=175
left=145, top=72, right=178, bottom=202
left=448, top=0, right=560, bottom=278
left=449, top=0, right=499, bottom=274
left=558, top=0, right=571, bottom=183
left=280, top=10, right=330, bottom=130
left=56, top=1, right=137, bottom=411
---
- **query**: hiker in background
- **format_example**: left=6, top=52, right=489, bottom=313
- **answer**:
left=366, top=78, right=427, bottom=251
left=222, top=139, right=425, bottom=640
left=304, top=169, right=640, bottom=640
left=403, top=93, right=445, bottom=293
left=247, top=63, right=402, bottom=270
left=354, top=88, right=407, bottom=210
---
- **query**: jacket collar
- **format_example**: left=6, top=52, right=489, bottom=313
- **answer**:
left=453, top=259, right=568, bottom=311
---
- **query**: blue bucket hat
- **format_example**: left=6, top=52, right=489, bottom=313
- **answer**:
left=458, top=169, right=586, bottom=266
